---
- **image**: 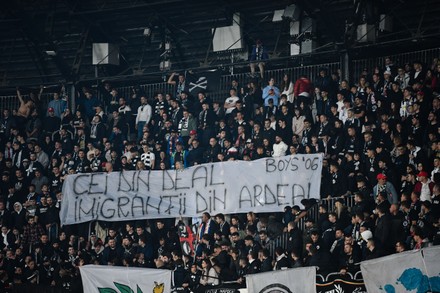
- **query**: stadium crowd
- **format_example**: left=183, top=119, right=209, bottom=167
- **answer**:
left=0, top=55, right=439, bottom=292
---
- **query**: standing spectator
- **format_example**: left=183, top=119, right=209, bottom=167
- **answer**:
left=373, top=174, right=399, bottom=205
left=106, top=88, right=120, bottom=114
left=135, top=96, right=152, bottom=141
left=47, top=92, right=67, bottom=118
left=167, top=72, right=189, bottom=100
left=0, top=109, right=16, bottom=143
left=272, top=135, right=288, bottom=157
left=224, top=88, right=240, bottom=119
left=15, top=88, right=35, bottom=133
left=25, top=109, right=42, bottom=142
left=280, top=74, right=294, bottom=103
left=82, top=90, right=100, bottom=122
left=44, top=107, right=61, bottom=137
left=198, top=102, right=216, bottom=147
left=89, top=115, right=106, bottom=147
left=327, top=161, right=348, bottom=198
left=178, top=110, right=197, bottom=146
left=294, top=76, right=312, bottom=107
left=315, top=68, right=332, bottom=96
left=375, top=204, right=393, bottom=254
left=414, top=171, right=434, bottom=202
left=22, top=216, right=45, bottom=253
left=409, top=60, right=426, bottom=86
left=262, top=78, right=280, bottom=107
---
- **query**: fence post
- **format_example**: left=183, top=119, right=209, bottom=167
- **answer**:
left=70, top=84, right=76, bottom=112
left=340, top=51, right=352, bottom=83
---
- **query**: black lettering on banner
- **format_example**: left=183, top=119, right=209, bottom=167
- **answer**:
left=131, top=196, right=145, bottom=217
left=74, top=200, right=78, bottom=222
left=78, top=197, right=95, bottom=220
left=265, top=158, right=276, bottom=173
left=264, top=185, right=276, bottom=205
left=182, top=194, right=186, bottom=214
left=95, top=197, right=101, bottom=217
left=213, top=189, right=226, bottom=210
left=145, top=196, right=160, bottom=214
left=265, top=157, right=299, bottom=172
left=101, top=198, right=115, bottom=219
left=178, top=195, right=183, bottom=215
left=163, top=195, right=177, bottom=214
left=131, top=172, right=136, bottom=191
left=253, top=185, right=262, bottom=203
left=177, top=193, right=187, bottom=214
left=162, top=170, right=175, bottom=191
left=104, top=174, right=108, bottom=195
left=209, top=164, right=224, bottom=186
left=253, top=185, right=264, bottom=206
left=239, top=186, right=252, bottom=208
left=192, top=166, right=208, bottom=187
left=73, top=174, right=89, bottom=195
left=88, top=173, right=104, bottom=195
left=277, top=184, right=288, bottom=205
left=290, top=157, right=299, bottom=171
left=291, top=183, right=310, bottom=203
left=174, top=170, right=190, bottom=190
left=196, top=191, right=208, bottom=213
left=136, top=170, right=150, bottom=192
left=118, top=172, right=132, bottom=192
left=117, top=197, right=130, bottom=217
left=278, top=159, right=286, bottom=171
left=305, top=157, right=319, bottom=170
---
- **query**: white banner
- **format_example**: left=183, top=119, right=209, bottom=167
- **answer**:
left=422, top=245, right=440, bottom=280
left=246, top=267, right=317, bottom=293
left=80, top=265, right=172, bottom=293
left=61, top=154, right=322, bottom=225
left=360, top=246, right=440, bottom=293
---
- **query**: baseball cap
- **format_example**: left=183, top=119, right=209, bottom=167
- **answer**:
left=190, top=130, right=197, bottom=135
left=48, top=107, right=54, bottom=112
left=417, top=171, right=428, bottom=177
left=361, top=230, right=373, bottom=240
left=377, top=173, right=387, bottom=180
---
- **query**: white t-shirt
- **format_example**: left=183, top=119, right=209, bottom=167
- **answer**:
left=224, top=96, right=239, bottom=114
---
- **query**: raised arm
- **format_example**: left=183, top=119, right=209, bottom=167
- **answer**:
left=37, top=85, right=44, bottom=101
left=167, top=72, right=177, bottom=85
left=16, top=87, right=24, bottom=105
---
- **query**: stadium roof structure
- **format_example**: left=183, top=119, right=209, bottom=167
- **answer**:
left=0, top=0, right=439, bottom=91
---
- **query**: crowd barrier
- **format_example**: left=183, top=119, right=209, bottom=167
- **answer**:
left=1, top=47, right=438, bottom=111
left=170, top=270, right=366, bottom=293
left=352, top=47, right=440, bottom=82
left=0, top=92, right=53, bottom=113
left=264, top=195, right=354, bottom=259
left=0, top=268, right=367, bottom=293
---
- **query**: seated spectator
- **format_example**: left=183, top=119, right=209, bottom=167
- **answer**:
left=249, top=39, right=269, bottom=79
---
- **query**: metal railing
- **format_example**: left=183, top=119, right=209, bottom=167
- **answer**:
left=0, top=93, right=54, bottom=112
left=97, top=82, right=176, bottom=104
left=96, top=62, right=341, bottom=104
left=210, top=62, right=341, bottom=102
left=1, top=47, right=438, bottom=109
left=266, top=195, right=355, bottom=259
left=352, top=47, right=440, bottom=82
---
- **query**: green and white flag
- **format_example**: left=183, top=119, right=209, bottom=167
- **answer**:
left=80, top=265, right=172, bottom=293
